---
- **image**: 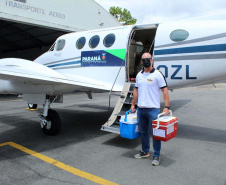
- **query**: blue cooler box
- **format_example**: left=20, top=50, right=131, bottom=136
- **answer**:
left=120, top=110, right=140, bottom=139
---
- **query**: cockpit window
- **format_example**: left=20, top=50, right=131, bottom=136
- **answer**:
left=170, top=29, right=189, bottom=42
left=103, top=33, right=115, bottom=48
left=56, top=39, right=66, bottom=51
left=76, top=37, right=86, bottom=49
left=89, top=35, right=100, bottom=49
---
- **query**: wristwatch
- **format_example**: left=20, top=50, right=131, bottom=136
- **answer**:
left=165, top=106, right=170, bottom=109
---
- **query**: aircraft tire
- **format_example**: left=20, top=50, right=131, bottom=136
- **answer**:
left=42, top=109, right=61, bottom=136
left=28, top=104, right=37, bottom=109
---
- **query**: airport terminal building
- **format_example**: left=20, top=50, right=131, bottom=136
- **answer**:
left=0, top=0, right=121, bottom=60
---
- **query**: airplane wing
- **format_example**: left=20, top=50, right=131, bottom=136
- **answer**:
left=0, top=58, right=108, bottom=93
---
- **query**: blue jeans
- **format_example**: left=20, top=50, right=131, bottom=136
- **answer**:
left=137, top=107, right=161, bottom=157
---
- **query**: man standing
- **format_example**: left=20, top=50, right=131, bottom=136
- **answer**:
left=131, top=52, right=170, bottom=166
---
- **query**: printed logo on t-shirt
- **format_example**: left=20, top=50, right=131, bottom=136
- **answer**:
left=147, top=78, right=153, bottom=82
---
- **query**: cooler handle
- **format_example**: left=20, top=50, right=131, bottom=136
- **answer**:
left=124, top=109, right=137, bottom=122
left=156, top=110, right=172, bottom=129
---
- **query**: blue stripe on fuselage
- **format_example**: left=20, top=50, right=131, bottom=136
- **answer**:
left=48, top=60, right=81, bottom=68
left=155, top=44, right=226, bottom=55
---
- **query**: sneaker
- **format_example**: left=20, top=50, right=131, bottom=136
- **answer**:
left=152, top=156, right=160, bottom=166
left=134, top=151, right=150, bottom=159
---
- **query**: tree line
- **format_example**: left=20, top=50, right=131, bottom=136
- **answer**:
left=109, top=6, right=137, bottom=25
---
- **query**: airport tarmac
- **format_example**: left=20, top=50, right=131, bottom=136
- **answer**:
left=0, top=84, right=226, bottom=185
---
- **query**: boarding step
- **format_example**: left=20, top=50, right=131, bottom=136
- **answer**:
left=101, top=124, right=120, bottom=134
left=121, top=101, right=134, bottom=104
left=129, top=83, right=135, bottom=91
left=121, top=96, right=133, bottom=104
left=101, top=82, right=136, bottom=135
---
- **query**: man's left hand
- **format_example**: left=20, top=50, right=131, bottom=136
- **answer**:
left=163, top=108, right=170, bottom=115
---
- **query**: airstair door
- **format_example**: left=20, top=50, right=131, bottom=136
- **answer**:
left=126, top=24, right=158, bottom=82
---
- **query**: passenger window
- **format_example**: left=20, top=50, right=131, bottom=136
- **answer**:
left=76, top=37, right=86, bottom=49
left=103, top=33, right=115, bottom=48
left=89, top=35, right=100, bottom=48
left=56, top=39, right=66, bottom=51
left=170, top=29, right=189, bottom=42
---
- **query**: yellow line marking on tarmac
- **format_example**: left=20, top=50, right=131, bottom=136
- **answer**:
left=0, top=142, right=118, bottom=185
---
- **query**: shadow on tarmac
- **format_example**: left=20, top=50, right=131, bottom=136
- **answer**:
left=0, top=97, right=225, bottom=164
left=177, top=124, right=226, bottom=144
left=0, top=108, right=113, bottom=161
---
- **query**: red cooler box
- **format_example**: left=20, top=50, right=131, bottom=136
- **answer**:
left=152, top=110, right=178, bottom=142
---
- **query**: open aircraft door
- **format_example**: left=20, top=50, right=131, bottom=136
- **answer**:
left=101, top=24, right=159, bottom=136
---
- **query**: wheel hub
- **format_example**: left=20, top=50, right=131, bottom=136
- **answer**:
left=39, top=115, right=51, bottom=129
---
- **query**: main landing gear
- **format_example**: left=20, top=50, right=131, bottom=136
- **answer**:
left=28, top=104, right=37, bottom=110
left=39, top=98, right=61, bottom=135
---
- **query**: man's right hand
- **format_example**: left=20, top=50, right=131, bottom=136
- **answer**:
left=131, top=88, right=138, bottom=113
left=130, top=105, right=136, bottom=112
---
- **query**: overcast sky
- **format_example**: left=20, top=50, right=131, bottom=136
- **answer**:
left=95, top=0, right=226, bottom=24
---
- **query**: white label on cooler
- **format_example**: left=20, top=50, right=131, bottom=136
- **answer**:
left=153, top=128, right=165, bottom=137
left=167, top=124, right=174, bottom=135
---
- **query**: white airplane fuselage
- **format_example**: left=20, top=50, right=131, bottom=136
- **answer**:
left=0, top=20, right=226, bottom=95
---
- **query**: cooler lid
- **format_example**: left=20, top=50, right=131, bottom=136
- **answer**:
left=154, top=116, right=177, bottom=122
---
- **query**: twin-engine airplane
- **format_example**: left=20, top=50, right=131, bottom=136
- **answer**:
left=0, top=20, right=226, bottom=135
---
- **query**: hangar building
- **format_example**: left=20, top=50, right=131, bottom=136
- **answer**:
left=0, top=0, right=121, bottom=60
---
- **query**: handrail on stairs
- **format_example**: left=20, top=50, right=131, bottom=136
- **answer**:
left=108, top=59, right=125, bottom=110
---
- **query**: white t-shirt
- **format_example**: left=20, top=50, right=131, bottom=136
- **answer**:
left=135, top=68, right=167, bottom=108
